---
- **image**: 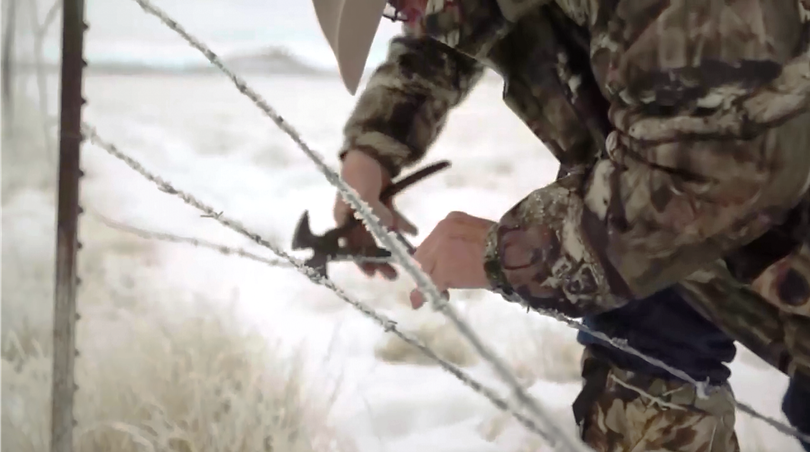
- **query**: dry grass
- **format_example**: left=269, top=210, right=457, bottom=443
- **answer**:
left=503, top=320, right=583, bottom=386
left=2, top=300, right=349, bottom=452
left=2, top=90, right=352, bottom=452
left=373, top=314, right=479, bottom=367
left=370, top=275, right=582, bottom=378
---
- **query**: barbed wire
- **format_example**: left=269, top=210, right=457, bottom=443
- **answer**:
left=127, top=2, right=591, bottom=452
left=103, top=0, right=810, bottom=447
left=125, top=0, right=714, bottom=402
left=81, top=125, right=557, bottom=443
left=87, top=211, right=394, bottom=268
left=90, top=204, right=810, bottom=445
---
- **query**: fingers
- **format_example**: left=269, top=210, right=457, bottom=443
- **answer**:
left=409, top=287, right=450, bottom=309
left=377, top=264, right=398, bottom=280
left=344, top=225, right=399, bottom=280
left=335, top=150, right=389, bottom=225
left=358, top=262, right=397, bottom=280
left=409, top=231, right=442, bottom=309
left=407, top=212, right=492, bottom=309
left=369, top=200, right=395, bottom=228
left=410, top=288, right=426, bottom=309
left=334, top=151, right=404, bottom=280
left=381, top=198, right=418, bottom=235
left=394, top=211, right=418, bottom=235
left=334, top=193, right=396, bottom=227
left=359, top=263, right=376, bottom=277
left=333, top=196, right=353, bottom=226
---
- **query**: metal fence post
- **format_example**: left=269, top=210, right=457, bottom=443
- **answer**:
left=51, top=0, right=86, bottom=451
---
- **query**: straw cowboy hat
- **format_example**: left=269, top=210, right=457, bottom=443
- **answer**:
left=312, top=0, right=389, bottom=95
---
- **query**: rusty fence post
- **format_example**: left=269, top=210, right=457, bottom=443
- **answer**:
left=51, top=0, right=86, bottom=452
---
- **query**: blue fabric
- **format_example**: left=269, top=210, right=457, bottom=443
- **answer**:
left=783, top=377, right=810, bottom=452
left=576, top=287, right=737, bottom=385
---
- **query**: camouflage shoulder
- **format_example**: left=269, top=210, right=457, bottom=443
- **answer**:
left=340, top=32, right=485, bottom=176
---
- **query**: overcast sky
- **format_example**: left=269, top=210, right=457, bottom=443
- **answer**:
left=25, top=0, right=402, bottom=70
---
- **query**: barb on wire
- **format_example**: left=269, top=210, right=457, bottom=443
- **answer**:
left=92, top=204, right=810, bottom=446
left=607, top=375, right=687, bottom=412
left=605, top=374, right=810, bottom=446
left=81, top=125, right=555, bottom=443
left=503, top=291, right=713, bottom=397
left=100, top=208, right=810, bottom=444
left=88, top=211, right=295, bottom=267
left=736, top=400, right=810, bottom=445
left=88, top=211, right=395, bottom=268
left=128, top=4, right=589, bottom=451
left=121, top=0, right=810, bottom=446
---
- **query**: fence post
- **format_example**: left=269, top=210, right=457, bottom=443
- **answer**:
left=51, top=1, right=86, bottom=451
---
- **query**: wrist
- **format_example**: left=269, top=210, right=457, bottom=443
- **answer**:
left=339, top=146, right=399, bottom=179
left=483, top=221, right=515, bottom=296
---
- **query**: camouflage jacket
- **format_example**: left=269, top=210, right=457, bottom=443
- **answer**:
left=339, top=0, right=810, bottom=381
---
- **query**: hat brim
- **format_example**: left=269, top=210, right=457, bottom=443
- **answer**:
left=313, top=0, right=388, bottom=95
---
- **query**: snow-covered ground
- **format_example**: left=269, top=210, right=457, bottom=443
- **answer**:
left=4, top=70, right=806, bottom=452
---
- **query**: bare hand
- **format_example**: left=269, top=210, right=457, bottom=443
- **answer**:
left=334, top=150, right=417, bottom=279
left=410, top=212, right=495, bottom=308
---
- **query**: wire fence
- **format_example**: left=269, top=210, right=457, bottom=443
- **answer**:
left=94, top=0, right=810, bottom=451
left=81, top=125, right=559, bottom=443
left=22, top=0, right=810, bottom=449
left=131, top=2, right=591, bottom=451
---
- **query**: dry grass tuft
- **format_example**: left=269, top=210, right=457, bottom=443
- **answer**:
left=3, top=301, right=349, bottom=452
left=504, top=321, right=583, bottom=386
left=373, top=314, right=479, bottom=367
left=2, top=90, right=352, bottom=452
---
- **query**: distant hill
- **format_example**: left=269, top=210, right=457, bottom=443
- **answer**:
left=13, top=47, right=333, bottom=77
left=185, top=47, right=331, bottom=76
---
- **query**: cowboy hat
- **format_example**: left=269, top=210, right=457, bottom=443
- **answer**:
left=312, top=0, right=389, bottom=94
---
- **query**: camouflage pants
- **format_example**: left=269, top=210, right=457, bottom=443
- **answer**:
left=572, top=348, right=739, bottom=452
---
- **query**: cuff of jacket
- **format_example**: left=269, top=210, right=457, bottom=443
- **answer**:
left=483, top=222, right=516, bottom=297
left=339, top=131, right=418, bottom=178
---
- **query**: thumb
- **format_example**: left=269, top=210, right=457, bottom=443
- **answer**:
left=367, top=200, right=395, bottom=228
left=333, top=194, right=354, bottom=225
left=394, top=211, right=418, bottom=236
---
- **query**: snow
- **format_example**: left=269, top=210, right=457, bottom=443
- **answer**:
left=21, top=70, right=806, bottom=451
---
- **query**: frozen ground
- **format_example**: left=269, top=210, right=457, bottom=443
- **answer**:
left=4, top=71, right=806, bottom=452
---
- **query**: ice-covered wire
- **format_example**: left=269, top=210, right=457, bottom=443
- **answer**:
left=89, top=211, right=297, bottom=267
left=89, top=211, right=394, bottom=268
left=116, top=0, right=810, bottom=446
left=93, top=206, right=810, bottom=446
left=81, top=125, right=556, bottom=443
left=129, top=3, right=592, bottom=451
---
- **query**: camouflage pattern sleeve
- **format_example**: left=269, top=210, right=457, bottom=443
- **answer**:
left=677, top=260, right=810, bottom=382
left=681, top=189, right=810, bottom=380
left=484, top=0, right=810, bottom=318
left=339, top=29, right=485, bottom=177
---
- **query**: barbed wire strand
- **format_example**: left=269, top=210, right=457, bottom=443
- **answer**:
left=87, top=211, right=394, bottom=267
left=127, top=2, right=591, bottom=452
left=92, top=202, right=810, bottom=446
left=87, top=211, right=294, bottom=267
left=95, top=206, right=729, bottom=417
left=91, top=206, right=810, bottom=445
left=500, top=296, right=810, bottom=444
left=737, top=402, right=810, bottom=444
left=113, top=0, right=810, bottom=446
left=84, top=126, right=810, bottom=443
left=80, top=125, right=557, bottom=443
left=124, top=0, right=712, bottom=399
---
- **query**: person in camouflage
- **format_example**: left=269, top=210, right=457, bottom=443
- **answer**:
left=311, top=0, right=810, bottom=450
